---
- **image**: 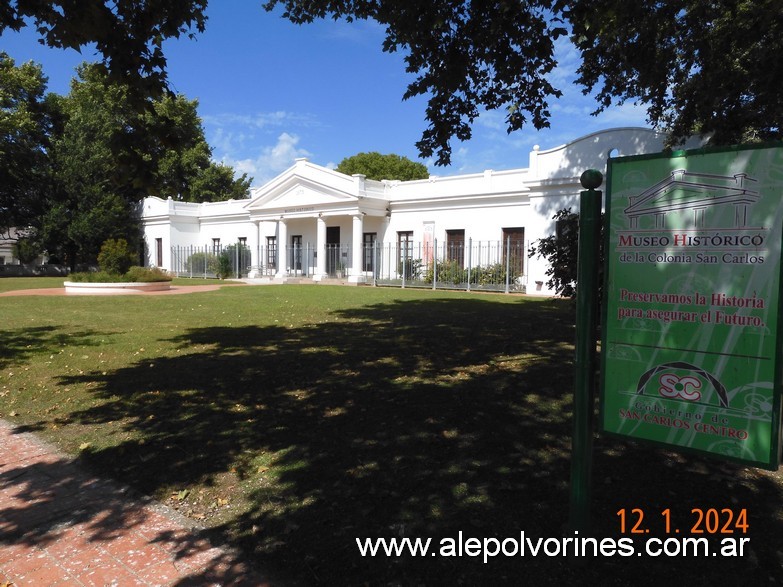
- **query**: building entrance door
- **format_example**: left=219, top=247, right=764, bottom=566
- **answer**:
left=291, top=235, right=302, bottom=273
left=326, top=226, right=340, bottom=276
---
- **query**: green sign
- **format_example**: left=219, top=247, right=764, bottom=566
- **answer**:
left=601, top=145, right=783, bottom=469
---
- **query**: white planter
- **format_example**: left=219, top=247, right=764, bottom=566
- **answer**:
left=64, top=281, right=171, bottom=295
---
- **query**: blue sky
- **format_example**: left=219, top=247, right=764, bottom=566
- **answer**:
left=1, top=3, right=649, bottom=186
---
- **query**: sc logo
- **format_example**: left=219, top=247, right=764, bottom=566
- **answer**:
left=658, top=373, right=702, bottom=401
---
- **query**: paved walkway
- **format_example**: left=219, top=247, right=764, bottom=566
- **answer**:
left=0, top=420, right=272, bottom=586
left=0, top=284, right=249, bottom=297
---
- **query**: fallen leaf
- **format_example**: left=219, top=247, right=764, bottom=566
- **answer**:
left=176, top=489, right=190, bottom=501
left=79, top=442, right=91, bottom=451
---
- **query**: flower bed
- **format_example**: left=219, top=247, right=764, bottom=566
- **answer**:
left=64, top=266, right=172, bottom=294
left=64, top=281, right=171, bottom=295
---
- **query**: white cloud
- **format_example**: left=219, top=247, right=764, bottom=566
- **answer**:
left=203, top=111, right=320, bottom=131
left=475, top=109, right=507, bottom=132
left=592, top=101, right=650, bottom=127
left=221, top=133, right=312, bottom=186
left=547, top=37, right=582, bottom=90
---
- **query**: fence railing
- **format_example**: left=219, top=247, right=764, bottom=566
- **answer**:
left=171, top=238, right=526, bottom=292
left=170, top=244, right=252, bottom=278
left=373, top=238, right=526, bottom=293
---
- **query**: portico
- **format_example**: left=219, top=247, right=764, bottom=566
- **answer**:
left=244, top=158, right=389, bottom=282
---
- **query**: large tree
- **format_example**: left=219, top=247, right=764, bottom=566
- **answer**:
left=40, top=65, right=145, bottom=267
left=35, top=64, right=250, bottom=267
left=335, top=152, right=429, bottom=181
left=0, top=52, right=53, bottom=236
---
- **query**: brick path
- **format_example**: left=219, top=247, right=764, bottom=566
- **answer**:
left=0, top=419, right=272, bottom=586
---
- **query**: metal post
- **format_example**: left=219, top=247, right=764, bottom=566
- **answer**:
left=568, top=169, right=603, bottom=534
left=402, top=248, right=406, bottom=289
left=433, top=238, right=438, bottom=290
left=467, top=238, right=472, bottom=292
left=506, top=236, right=511, bottom=293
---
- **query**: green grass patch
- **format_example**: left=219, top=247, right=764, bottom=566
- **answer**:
left=0, top=276, right=65, bottom=292
left=1, top=285, right=780, bottom=585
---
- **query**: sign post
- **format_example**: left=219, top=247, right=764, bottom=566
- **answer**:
left=568, top=170, right=603, bottom=533
left=601, top=145, right=783, bottom=469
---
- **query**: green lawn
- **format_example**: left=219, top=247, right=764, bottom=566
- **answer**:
left=1, top=284, right=780, bottom=585
left=0, top=276, right=66, bottom=292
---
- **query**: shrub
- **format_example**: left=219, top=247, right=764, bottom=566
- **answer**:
left=424, top=259, right=468, bottom=284
left=125, top=266, right=172, bottom=282
left=68, top=267, right=172, bottom=283
left=397, top=258, right=423, bottom=280
left=527, top=207, right=603, bottom=298
left=68, top=271, right=120, bottom=283
left=474, top=262, right=521, bottom=287
left=185, top=251, right=220, bottom=276
left=223, top=243, right=251, bottom=277
left=216, top=252, right=233, bottom=279
left=97, top=238, right=136, bottom=275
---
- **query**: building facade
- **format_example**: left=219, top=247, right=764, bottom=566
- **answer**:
left=141, top=127, right=703, bottom=295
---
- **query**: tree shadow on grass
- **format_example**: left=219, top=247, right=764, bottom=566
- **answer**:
left=32, top=296, right=783, bottom=585
left=0, top=327, right=108, bottom=370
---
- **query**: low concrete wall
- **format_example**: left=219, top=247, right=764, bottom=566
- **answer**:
left=63, top=281, right=171, bottom=295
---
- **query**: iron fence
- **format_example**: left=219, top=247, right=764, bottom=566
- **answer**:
left=171, top=238, right=526, bottom=292
left=170, top=244, right=252, bottom=278
left=372, top=238, right=527, bottom=293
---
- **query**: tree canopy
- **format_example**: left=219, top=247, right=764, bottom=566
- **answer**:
left=0, top=0, right=207, bottom=99
left=4, top=1, right=783, bottom=164
left=0, top=52, right=52, bottom=235
left=144, top=92, right=252, bottom=202
left=565, top=0, right=783, bottom=146
left=335, top=152, right=429, bottom=181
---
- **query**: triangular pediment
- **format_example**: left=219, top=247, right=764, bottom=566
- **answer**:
left=244, top=160, right=362, bottom=214
left=248, top=179, right=358, bottom=212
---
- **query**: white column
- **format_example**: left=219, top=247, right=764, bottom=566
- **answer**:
left=248, top=220, right=260, bottom=278
left=276, top=218, right=288, bottom=278
left=350, top=213, right=364, bottom=283
left=314, top=215, right=327, bottom=281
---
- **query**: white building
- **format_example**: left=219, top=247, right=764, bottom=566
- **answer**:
left=141, top=127, right=703, bottom=295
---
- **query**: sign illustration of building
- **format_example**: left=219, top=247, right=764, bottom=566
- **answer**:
left=624, top=170, right=759, bottom=229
